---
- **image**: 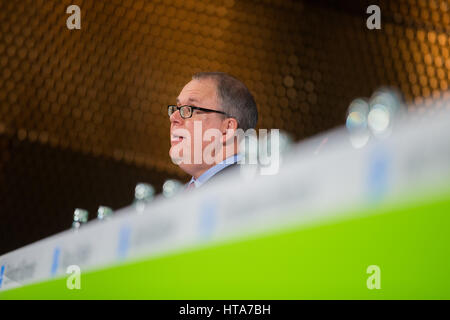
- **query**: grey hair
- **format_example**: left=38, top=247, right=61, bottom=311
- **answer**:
left=192, top=72, right=258, bottom=130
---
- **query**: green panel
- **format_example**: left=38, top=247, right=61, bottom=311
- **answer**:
left=1, top=195, right=450, bottom=300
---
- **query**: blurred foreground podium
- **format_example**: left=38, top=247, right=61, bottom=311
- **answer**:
left=1, top=100, right=450, bottom=299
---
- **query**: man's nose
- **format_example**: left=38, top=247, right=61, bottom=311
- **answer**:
left=169, top=109, right=183, bottom=125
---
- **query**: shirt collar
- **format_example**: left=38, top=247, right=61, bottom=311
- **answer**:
left=188, top=154, right=241, bottom=188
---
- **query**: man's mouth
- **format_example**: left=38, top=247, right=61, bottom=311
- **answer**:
left=171, top=134, right=184, bottom=144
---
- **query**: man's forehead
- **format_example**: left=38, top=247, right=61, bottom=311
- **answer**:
left=176, top=97, right=199, bottom=104
left=177, top=79, right=217, bottom=104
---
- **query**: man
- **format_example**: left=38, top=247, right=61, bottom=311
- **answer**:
left=168, top=72, right=258, bottom=189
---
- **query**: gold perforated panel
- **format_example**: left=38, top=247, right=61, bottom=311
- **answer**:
left=1, top=0, right=449, bottom=175
left=0, top=0, right=449, bottom=253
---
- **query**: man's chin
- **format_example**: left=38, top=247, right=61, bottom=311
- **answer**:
left=169, top=155, right=204, bottom=177
left=169, top=149, right=191, bottom=167
left=177, top=162, right=201, bottom=178
left=169, top=156, right=182, bottom=165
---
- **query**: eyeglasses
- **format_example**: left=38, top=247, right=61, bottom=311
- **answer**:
left=168, top=105, right=227, bottom=119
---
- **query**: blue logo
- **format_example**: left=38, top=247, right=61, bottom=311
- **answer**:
left=198, top=198, right=219, bottom=240
left=367, top=146, right=390, bottom=203
left=117, top=225, right=132, bottom=260
left=50, top=247, right=61, bottom=276
left=0, top=265, right=5, bottom=288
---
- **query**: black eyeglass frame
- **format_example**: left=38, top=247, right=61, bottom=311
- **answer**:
left=168, top=105, right=228, bottom=119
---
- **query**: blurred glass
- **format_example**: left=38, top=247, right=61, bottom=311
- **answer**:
left=134, top=183, right=155, bottom=213
left=162, top=179, right=183, bottom=198
left=97, top=206, right=113, bottom=220
left=368, top=88, right=405, bottom=138
left=72, top=208, right=88, bottom=230
left=346, top=98, right=370, bottom=148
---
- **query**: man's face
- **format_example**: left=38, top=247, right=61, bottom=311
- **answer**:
left=169, top=78, right=226, bottom=177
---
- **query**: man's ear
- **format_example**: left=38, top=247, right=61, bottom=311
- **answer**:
left=222, top=118, right=238, bottom=132
left=222, top=118, right=238, bottom=142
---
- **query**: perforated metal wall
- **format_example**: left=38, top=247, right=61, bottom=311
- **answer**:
left=0, top=0, right=449, bottom=253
